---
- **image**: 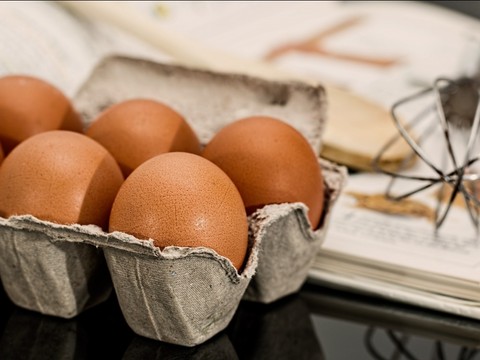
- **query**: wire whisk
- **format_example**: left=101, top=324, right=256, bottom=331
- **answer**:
left=373, top=77, right=480, bottom=231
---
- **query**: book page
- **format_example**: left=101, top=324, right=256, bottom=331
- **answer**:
left=0, top=2, right=170, bottom=96
left=152, top=1, right=480, bottom=107
left=3, top=2, right=479, bottom=111
left=321, top=172, right=480, bottom=284
left=308, top=269, right=480, bottom=320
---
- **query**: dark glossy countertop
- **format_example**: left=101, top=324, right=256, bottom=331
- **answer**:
left=1, top=281, right=479, bottom=360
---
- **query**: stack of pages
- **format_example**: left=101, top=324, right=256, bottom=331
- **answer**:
left=309, top=173, right=480, bottom=320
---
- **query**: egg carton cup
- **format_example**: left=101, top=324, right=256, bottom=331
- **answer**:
left=105, top=239, right=258, bottom=346
left=0, top=214, right=260, bottom=346
left=0, top=216, right=111, bottom=319
left=101, top=235, right=259, bottom=347
left=244, top=159, right=347, bottom=303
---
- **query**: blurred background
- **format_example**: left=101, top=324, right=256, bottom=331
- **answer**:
left=431, top=1, right=480, bottom=18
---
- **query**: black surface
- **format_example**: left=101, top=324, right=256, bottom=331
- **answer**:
left=0, top=281, right=479, bottom=360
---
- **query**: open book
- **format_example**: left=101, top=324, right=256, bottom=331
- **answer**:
left=3, top=1, right=480, bottom=320
left=309, top=171, right=480, bottom=320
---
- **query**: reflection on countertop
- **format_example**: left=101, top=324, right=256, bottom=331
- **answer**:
left=302, top=284, right=480, bottom=359
left=0, top=282, right=478, bottom=359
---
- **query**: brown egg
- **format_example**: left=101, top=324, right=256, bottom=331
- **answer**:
left=86, top=99, right=201, bottom=177
left=203, top=116, right=325, bottom=229
left=0, top=131, right=124, bottom=230
left=0, top=75, right=83, bottom=154
left=109, top=152, right=248, bottom=270
left=0, top=142, right=3, bottom=166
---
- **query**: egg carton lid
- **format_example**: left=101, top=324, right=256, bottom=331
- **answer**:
left=75, top=55, right=327, bottom=155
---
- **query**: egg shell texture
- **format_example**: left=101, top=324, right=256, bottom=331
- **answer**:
left=86, top=98, right=201, bottom=176
left=0, top=75, right=83, bottom=154
left=109, top=152, right=249, bottom=270
left=0, top=131, right=124, bottom=229
left=203, top=116, right=325, bottom=229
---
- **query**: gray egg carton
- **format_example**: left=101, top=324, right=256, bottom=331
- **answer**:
left=0, top=55, right=347, bottom=346
left=0, top=216, right=258, bottom=346
left=0, top=217, right=111, bottom=319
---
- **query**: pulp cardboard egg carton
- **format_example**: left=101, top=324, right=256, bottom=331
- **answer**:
left=0, top=216, right=111, bottom=318
left=0, top=55, right=347, bottom=346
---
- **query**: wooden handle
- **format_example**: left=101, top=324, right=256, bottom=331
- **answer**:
left=59, top=1, right=299, bottom=82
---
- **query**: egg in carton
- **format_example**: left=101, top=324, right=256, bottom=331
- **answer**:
left=75, top=55, right=345, bottom=342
